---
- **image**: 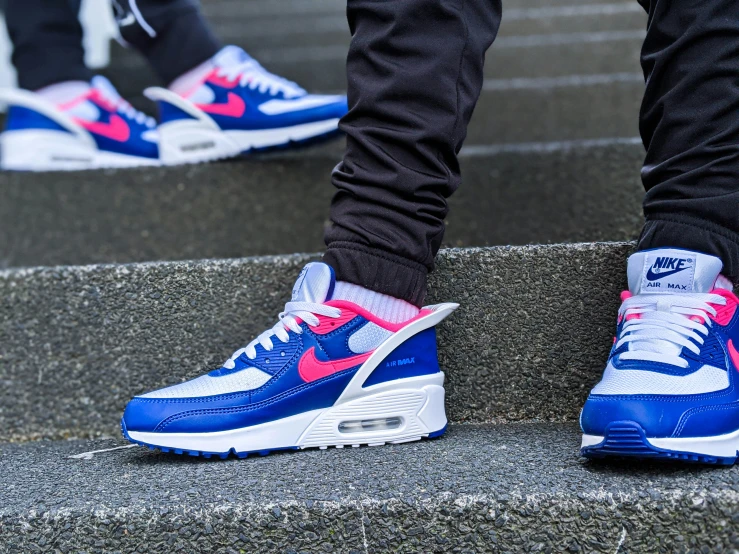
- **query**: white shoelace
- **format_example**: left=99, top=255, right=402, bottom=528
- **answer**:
left=116, top=101, right=156, bottom=128
left=617, top=292, right=727, bottom=368
left=216, top=59, right=305, bottom=98
left=223, top=301, right=342, bottom=369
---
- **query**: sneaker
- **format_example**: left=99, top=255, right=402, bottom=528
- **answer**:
left=581, top=248, right=739, bottom=464
left=0, top=76, right=159, bottom=171
left=145, top=46, right=348, bottom=165
left=121, top=262, right=457, bottom=458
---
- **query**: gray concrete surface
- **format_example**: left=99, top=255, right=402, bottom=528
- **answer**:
left=0, top=142, right=644, bottom=268
left=1, top=423, right=738, bottom=553
left=0, top=243, right=634, bottom=441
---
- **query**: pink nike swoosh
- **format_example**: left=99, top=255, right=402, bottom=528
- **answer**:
left=196, top=92, right=246, bottom=118
left=75, top=114, right=130, bottom=142
left=729, top=340, right=739, bottom=372
left=298, top=347, right=371, bottom=383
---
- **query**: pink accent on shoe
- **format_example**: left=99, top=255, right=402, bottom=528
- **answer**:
left=620, top=291, right=632, bottom=302
left=298, top=347, right=372, bottom=383
left=74, top=114, right=130, bottom=142
left=709, top=288, right=739, bottom=326
left=206, top=71, right=239, bottom=89
left=310, top=311, right=358, bottom=335
left=729, top=340, right=739, bottom=372
left=324, top=300, right=431, bottom=332
left=57, top=92, right=91, bottom=112
left=195, top=92, right=246, bottom=117
left=88, top=89, right=118, bottom=112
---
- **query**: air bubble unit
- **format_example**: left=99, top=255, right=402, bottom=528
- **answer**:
left=338, top=417, right=403, bottom=434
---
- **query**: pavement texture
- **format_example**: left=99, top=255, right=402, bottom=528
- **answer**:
left=0, top=242, right=634, bottom=441
left=1, top=423, right=738, bottom=553
left=0, top=143, right=644, bottom=268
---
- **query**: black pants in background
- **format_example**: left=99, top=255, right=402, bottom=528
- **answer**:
left=324, top=0, right=739, bottom=306
left=6, top=0, right=220, bottom=90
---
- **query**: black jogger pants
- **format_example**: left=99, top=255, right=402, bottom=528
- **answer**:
left=324, top=0, right=739, bottom=306
left=6, top=0, right=220, bottom=90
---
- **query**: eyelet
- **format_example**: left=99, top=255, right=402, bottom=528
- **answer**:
left=281, top=351, right=286, bottom=357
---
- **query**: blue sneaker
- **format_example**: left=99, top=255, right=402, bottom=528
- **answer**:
left=122, top=263, right=457, bottom=458
left=0, top=76, right=158, bottom=171
left=581, top=248, right=739, bottom=464
left=145, top=46, right=348, bottom=164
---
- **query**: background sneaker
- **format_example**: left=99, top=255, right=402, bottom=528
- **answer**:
left=145, top=46, right=348, bottom=165
left=0, top=76, right=158, bottom=171
left=121, top=262, right=457, bottom=458
left=581, top=248, right=739, bottom=464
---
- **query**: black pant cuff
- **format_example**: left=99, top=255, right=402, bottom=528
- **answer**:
left=323, top=242, right=428, bottom=307
left=15, top=48, right=93, bottom=91
left=638, top=215, right=739, bottom=281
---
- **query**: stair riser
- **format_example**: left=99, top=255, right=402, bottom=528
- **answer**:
left=0, top=143, right=644, bottom=268
left=0, top=482, right=733, bottom=553
left=0, top=243, right=632, bottom=441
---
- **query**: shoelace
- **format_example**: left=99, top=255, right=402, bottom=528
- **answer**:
left=116, top=101, right=156, bottom=128
left=216, top=59, right=306, bottom=98
left=223, top=301, right=342, bottom=369
left=617, top=292, right=727, bottom=368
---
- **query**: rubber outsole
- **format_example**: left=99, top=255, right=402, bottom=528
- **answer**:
left=121, top=418, right=448, bottom=460
left=581, top=421, right=738, bottom=466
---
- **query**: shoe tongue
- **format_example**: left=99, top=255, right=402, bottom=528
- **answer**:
left=291, top=262, right=335, bottom=303
left=91, top=76, right=122, bottom=104
left=628, top=248, right=723, bottom=294
left=213, top=45, right=252, bottom=69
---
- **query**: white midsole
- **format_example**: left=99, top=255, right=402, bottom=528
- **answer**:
left=582, top=428, right=739, bottom=457
left=128, top=374, right=446, bottom=453
left=156, top=118, right=340, bottom=165
left=0, top=129, right=159, bottom=171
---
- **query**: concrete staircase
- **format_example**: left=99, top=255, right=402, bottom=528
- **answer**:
left=3, top=1, right=738, bottom=553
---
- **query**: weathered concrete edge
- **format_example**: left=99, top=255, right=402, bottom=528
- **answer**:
left=0, top=241, right=632, bottom=280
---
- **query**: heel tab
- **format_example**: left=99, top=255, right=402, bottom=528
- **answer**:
left=0, top=88, right=93, bottom=145
left=422, top=302, right=459, bottom=320
left=144, top=87, right=219, bottom=129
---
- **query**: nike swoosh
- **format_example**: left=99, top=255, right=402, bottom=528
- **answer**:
left=75, top=114, right=130, bottom=142
left=645, top=266, right=689, bottom=281
left=729, top=340, right=739, bottom=372
left=196, top=92, right=246, bottom=118
left=298, top=347, right=371, bottom=383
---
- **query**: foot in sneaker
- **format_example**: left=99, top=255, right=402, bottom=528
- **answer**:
left=581, top=248, right=739, bottom=464
left=146, top=46, right=348, bottom=165
left=0, top=76, right=159, bottom=171
left=121, top=262, right=457, bottom=458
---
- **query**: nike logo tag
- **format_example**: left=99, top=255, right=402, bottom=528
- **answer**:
left=729, top=340, right=739, bottom=372
left=645, top=266, right=689, bottom=281
left=298, top=347, right=371, bottom=383
left=75, top=114, right=130, bottom=142
left=196, top=92, right=246, bottom=118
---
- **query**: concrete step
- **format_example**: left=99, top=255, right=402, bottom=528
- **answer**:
left=0, top=242, right=634, bottom=441
left=1, top=423, right=737, bottom=553
left=0, top=140, right=644, bottom=268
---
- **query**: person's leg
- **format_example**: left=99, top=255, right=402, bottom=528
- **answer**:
left=636, top=0, right=739, bottom=280
left=5, top=0, right=91, bottom=90
left=580, top=0, right=739, bottom=464
left=323, top=0, right=502, bottom=307
left=112, top=0, right=220, bottom=87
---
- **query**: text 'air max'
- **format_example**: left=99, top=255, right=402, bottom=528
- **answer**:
left=581, top=248, right=739, bottom=464
left=121, top=262, right=457, bottom=458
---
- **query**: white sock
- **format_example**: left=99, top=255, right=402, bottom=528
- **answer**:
left=168, top=58, right=215, bottom=97
left=36, top=81, right=91, bottom=106
left=332, top=281, right=420, bottom=323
